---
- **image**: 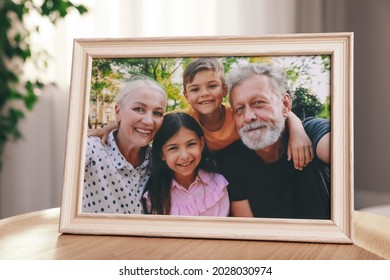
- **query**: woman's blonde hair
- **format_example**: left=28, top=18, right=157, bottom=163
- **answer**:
left=115, top=75, right=167, bottom=106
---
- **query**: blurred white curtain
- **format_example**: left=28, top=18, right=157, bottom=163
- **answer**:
left=0, top=86, right=68, bottom=218
left=1, top=0, right=301, bottom=218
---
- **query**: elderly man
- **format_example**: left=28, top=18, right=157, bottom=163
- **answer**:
left=215, top=63, right=330, bottom=219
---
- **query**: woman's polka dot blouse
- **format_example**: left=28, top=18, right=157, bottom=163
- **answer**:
left=82, top=130, right=150, bottom=214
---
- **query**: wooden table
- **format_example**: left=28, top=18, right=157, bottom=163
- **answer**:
left=0, top=208, right=389, bottom=259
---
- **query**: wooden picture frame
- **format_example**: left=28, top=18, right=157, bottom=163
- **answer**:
left=59, top=33, right=354, bottom=243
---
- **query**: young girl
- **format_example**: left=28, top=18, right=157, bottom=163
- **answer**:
left=143, top=112, right=229, bottom=216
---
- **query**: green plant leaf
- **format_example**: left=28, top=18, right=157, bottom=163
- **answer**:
left=76, top=5, right=89, bottom=15
left=24, top=83, right=38, bottom=110
left=0, top=0, right=89, bottom=164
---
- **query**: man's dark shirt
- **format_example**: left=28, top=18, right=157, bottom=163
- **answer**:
left=215, top=117, right=330, bottom=219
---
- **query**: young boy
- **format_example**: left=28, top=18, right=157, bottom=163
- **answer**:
left=180, top=58, right=312, bottom=169
left=181, top=58, right=238, bottom=152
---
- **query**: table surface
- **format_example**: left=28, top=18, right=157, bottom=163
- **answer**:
left=0, top=208, right=389, bottom=260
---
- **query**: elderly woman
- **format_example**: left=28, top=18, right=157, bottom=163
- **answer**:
left=82, top=77, right=167, bottom=214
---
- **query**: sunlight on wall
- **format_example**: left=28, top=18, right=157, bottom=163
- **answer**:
left=24, top=0, right=300, bottom=88
left=24, top=0, right=227, bottom=88
left=138, top=0, right=218, bottom=37
left=23, top=9, right=56, bottom=85
left=4, top=0, right=390, bottom=219
left=2, top=0, right=310, bottom=218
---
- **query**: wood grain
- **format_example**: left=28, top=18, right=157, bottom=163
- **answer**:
left=0, top=208, right=385, bottom=260
left=354, top=211, right=390, bottom=259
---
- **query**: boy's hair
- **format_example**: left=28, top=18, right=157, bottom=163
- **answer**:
left=144, top=112, right=217, bottom=215
left=182, top=57, right=226, bottom=91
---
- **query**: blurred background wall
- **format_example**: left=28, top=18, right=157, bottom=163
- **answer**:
left=1, top=0, right=389, bottom=218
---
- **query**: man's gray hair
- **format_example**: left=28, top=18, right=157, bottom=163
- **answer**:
left=227, top=63, right=289, bottom=105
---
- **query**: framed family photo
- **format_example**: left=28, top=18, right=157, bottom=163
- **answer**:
left=59, top=33, right=354, bottom=243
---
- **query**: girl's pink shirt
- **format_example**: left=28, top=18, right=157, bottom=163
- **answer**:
left=144, top=169, right=230, bottom=216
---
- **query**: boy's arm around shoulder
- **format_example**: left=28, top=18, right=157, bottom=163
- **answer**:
left=87, top=121, right=117, bottom=144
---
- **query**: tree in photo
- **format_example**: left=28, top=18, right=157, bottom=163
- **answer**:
left=291, top=87, right=324, bottom=120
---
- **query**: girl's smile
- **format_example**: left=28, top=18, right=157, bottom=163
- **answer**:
left=161, top=127, right=205, bottom=188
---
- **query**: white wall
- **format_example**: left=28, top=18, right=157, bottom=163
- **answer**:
left=0, top=0, right=302, bottom=218
left=295, top=0, right=390, bottom=208
left=1, top=0, right=390, bottom=218
left=0, top=85, right=68, bottom=217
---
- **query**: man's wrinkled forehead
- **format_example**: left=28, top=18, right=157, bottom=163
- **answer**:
left=231, top=75, right=275, bottom=104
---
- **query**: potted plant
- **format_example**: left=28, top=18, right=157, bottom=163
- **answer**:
left=0, top=0, right=88, bottom=168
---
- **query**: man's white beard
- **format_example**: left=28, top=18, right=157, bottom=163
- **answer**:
left=239, top=119, right=285, bottom=150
